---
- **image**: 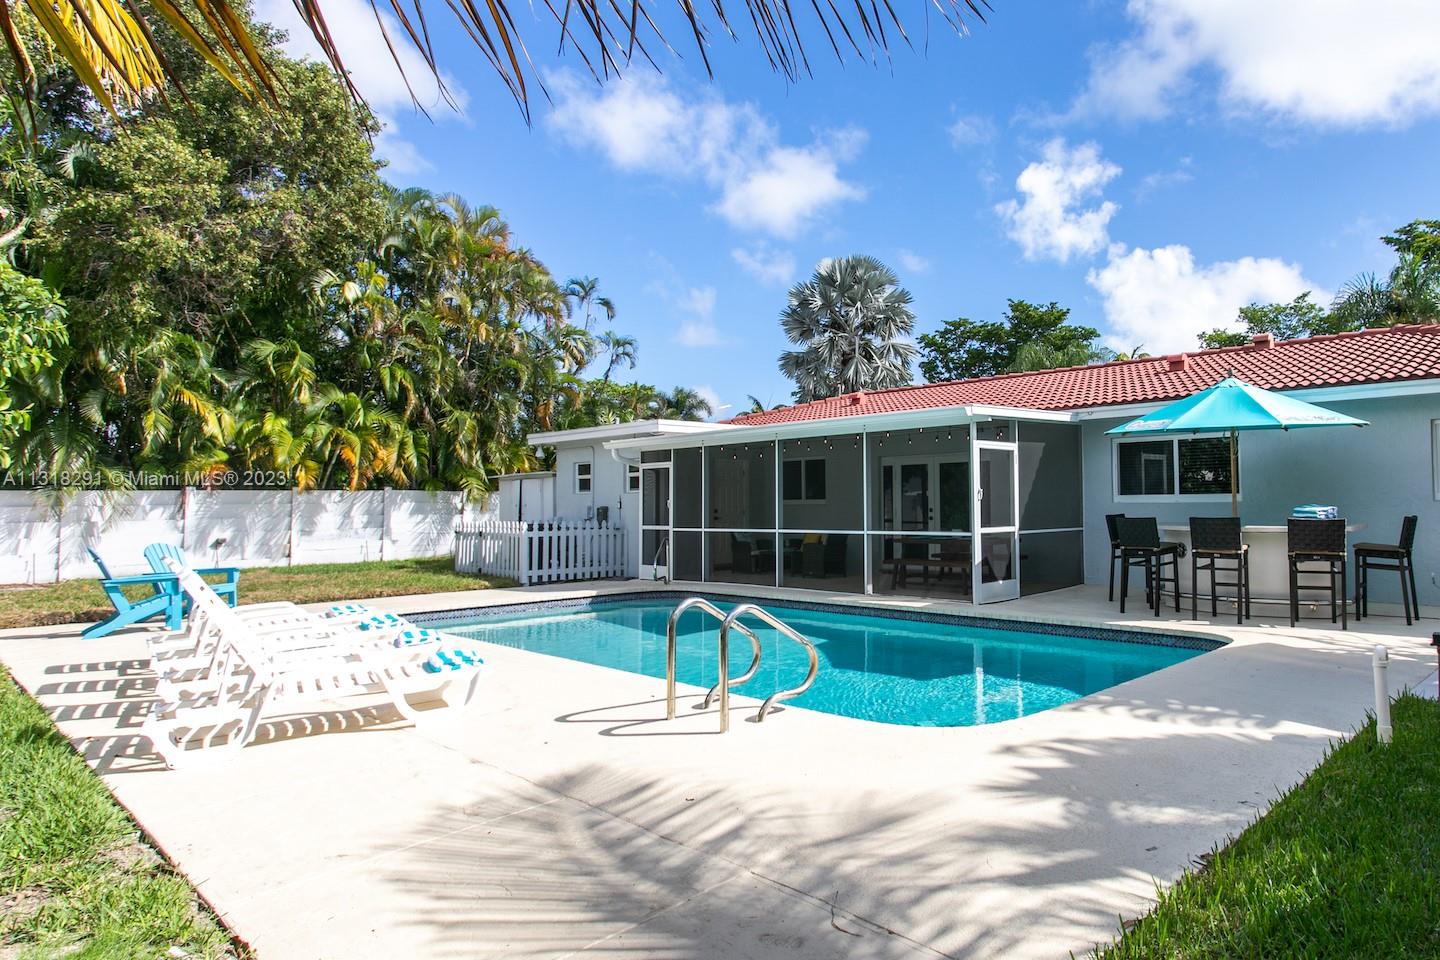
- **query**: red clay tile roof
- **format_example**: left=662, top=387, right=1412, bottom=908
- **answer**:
left=728, top=324, right=1440, bottom=426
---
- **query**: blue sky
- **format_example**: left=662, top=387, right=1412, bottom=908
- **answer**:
left=253, top=0, right=1440, bottom=418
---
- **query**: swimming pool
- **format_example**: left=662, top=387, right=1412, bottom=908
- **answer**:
left=424, top=595, right=1218, bottom=727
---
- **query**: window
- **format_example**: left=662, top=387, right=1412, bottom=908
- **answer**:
left=783, top=458, right=827, bottom=502
left=575, top=461, right=592, bottom=494
left=1115, top=436, right=1236, bottom=498
left=1433, top=420, right=1440, bottom=500
left=627, top=463, right=640, bottom=492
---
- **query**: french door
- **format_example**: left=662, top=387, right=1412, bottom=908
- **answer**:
left=972, top=439, right=1020, bottom=603
left=639, top=464, right=671, bottom=580
left=881, top=456, right=970, bottom=533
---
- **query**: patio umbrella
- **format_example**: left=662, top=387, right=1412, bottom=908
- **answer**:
left=1105, top=375, right=1368, bottom=516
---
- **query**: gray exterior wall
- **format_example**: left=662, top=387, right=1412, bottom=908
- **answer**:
left=1081, top=393, right=1440, bottom=608
left=551, top=443, right=640, bottom=577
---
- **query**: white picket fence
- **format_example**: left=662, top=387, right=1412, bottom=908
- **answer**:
left=455, top=518, right=626, bottom=585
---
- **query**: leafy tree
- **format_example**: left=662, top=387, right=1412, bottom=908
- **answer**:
left=778, top=255, right=917, bottom=402
left=1197, top=293, right=1334, bottom=349
left=0, top=259, right=64, bottom=467
left=1383, top=220, right=1440, bottom=265
left=917, top=300, right=1100, bottom=382
left=0, top=23, right=708, bottom=495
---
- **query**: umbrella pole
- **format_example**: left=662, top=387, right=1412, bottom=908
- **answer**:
left=1230, top=427, right=1238, bottom=518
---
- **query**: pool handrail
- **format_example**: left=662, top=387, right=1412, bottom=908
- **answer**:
left=720, top=603, right=819, bottom=722
left=664, top=597, right=761, bottom=733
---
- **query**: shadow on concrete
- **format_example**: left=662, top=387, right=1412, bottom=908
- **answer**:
left=372, top=682, right=1324, bottom=960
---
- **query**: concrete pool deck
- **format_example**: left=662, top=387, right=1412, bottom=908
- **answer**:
left=1, top=581, right=1435, bottom=959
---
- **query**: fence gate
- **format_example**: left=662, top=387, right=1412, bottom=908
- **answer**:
left=454, top=519, right=626, bottom=585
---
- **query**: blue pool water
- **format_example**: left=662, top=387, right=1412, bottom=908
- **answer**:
left=429, top=597, right=1212, bottom=727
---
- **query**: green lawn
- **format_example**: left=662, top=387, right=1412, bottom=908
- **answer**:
left=0, top=665, right=244, bottom=959
left=1095, top=693, right=1440, bottom=959
left=0, top=556, right=510, bottom=631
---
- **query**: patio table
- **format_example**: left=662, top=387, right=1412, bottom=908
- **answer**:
left=1160, top=522, right=1365, bottom=608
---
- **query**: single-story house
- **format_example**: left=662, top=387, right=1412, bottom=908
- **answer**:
left=499, top=419, right=728, bottom=577
left=520, top=324, right=1440, bottom=614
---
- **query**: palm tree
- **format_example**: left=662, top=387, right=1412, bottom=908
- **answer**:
left=0, top=0, right=988, bottom=138
left=652, top=387, right=713, bottom=421
left=564, top=276, right=616, bottom=335
left=778, top=255, right=917, bottom=403
left=596, top=330, right=637, bottom=383
left=1329, top=255, right=1440, bottom=329
left=1008, top=340, right=1101, bottom=373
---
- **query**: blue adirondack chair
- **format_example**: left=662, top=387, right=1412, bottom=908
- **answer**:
left=142, top=543, right=241, bottom=608
left=82, top=547, right=185, bottom=639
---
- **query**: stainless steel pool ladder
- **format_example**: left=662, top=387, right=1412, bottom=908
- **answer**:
left=664, top=598, right=820, bottom=733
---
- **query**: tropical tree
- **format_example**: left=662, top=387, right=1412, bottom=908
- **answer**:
left=1329, top=256, right=1440, bottom=328
left=778, top=255, right=917, bottom=402
left=1197, top=293, right=1337, bottom=349
left=0, top=258, right=65, bottom=467
left=651, top=387, right=713, bottom=421
left=565, top=276, right=616, bottom=335
left=596, top=330, right=636, bottom=383
left=0, top=21, right=718, bottom=496
left=916, top=300, right=1100, bottom=382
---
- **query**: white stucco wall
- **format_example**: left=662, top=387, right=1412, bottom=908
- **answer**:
left=1080, top=393, right=1440, bottom=608
left=552, top=444, right=640, bottom=576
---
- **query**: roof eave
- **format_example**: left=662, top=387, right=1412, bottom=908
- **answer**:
left=603, top=403, right=1077, bottom=451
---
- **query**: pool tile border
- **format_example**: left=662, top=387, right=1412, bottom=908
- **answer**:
left=408, top=591, right=1226, bottom=653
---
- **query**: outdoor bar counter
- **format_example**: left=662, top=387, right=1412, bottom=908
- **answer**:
left=1159, top=521, right=1365, bottom=609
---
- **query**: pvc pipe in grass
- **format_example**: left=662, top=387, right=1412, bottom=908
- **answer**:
left=1373, top=645, right=1393, bottom=746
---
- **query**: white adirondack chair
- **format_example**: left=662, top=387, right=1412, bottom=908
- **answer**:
left=142, top=560, right=483, bottom=768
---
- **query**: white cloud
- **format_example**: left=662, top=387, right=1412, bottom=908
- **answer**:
left=1136, top=158, right=1194, bottom=199
left=673, top=286, right=722, bottom=347
left=948, top=113, right=996, bottom=147
left=995, top=138, right=1121, bottom=263
left=545, top=73, right=866, bottom=238
left=896, top=249, right=931, bottom=274
left=1076, top=0, right=1440, bottom=126
left=1087, top=244, right=1326, bottom=355
left=732, top=245, right=797, bottom=285
left=252, top=0, right=466, bottom=174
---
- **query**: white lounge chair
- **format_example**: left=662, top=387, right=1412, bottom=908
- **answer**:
left=149, top=567, right=442, bottom=688
left=141, top=561, right=482, bottom=768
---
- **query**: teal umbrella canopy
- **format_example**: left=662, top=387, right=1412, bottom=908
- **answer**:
left=1105, top=377, right=1369, bottom=436
left=1105, top=376, right=1367, bottom=516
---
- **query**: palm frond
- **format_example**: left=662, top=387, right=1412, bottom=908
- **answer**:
left=4, top=0, right=990, bottom=132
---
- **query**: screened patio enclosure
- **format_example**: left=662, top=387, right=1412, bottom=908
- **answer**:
left=611, top=408, right=1084, bottom=603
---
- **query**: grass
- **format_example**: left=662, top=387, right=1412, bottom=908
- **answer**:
left=0, top=665, right=244, bottom=958
left=0, top=556, right=510, bottom=630
left=1094, top=693, right=1440, bottom=959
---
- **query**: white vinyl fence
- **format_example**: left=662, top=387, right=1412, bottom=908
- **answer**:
left=0, top=488, right=493, bottom=584
left=455, top=518, right=626, bottom=585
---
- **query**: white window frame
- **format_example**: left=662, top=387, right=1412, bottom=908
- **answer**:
left=574, top=460, right=592, bottom=494
left=1112, top=433, right=1238, bottom=503
left=781, top=457, right=828, bottom=503
left=626, top=463, right=641, bottom=493
left=1432, top=419, right=1440, bottom=501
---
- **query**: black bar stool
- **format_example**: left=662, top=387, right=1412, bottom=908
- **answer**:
left=1105, top=513, right=1126, bottom=602
left=1116, top=517, right=1182, bottom=616
left=1190, top=516, right=1250, bottom=624
left=1355, top=516, right=1420, bottom=625
left=1287, top=518, right=1347, bottom=630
